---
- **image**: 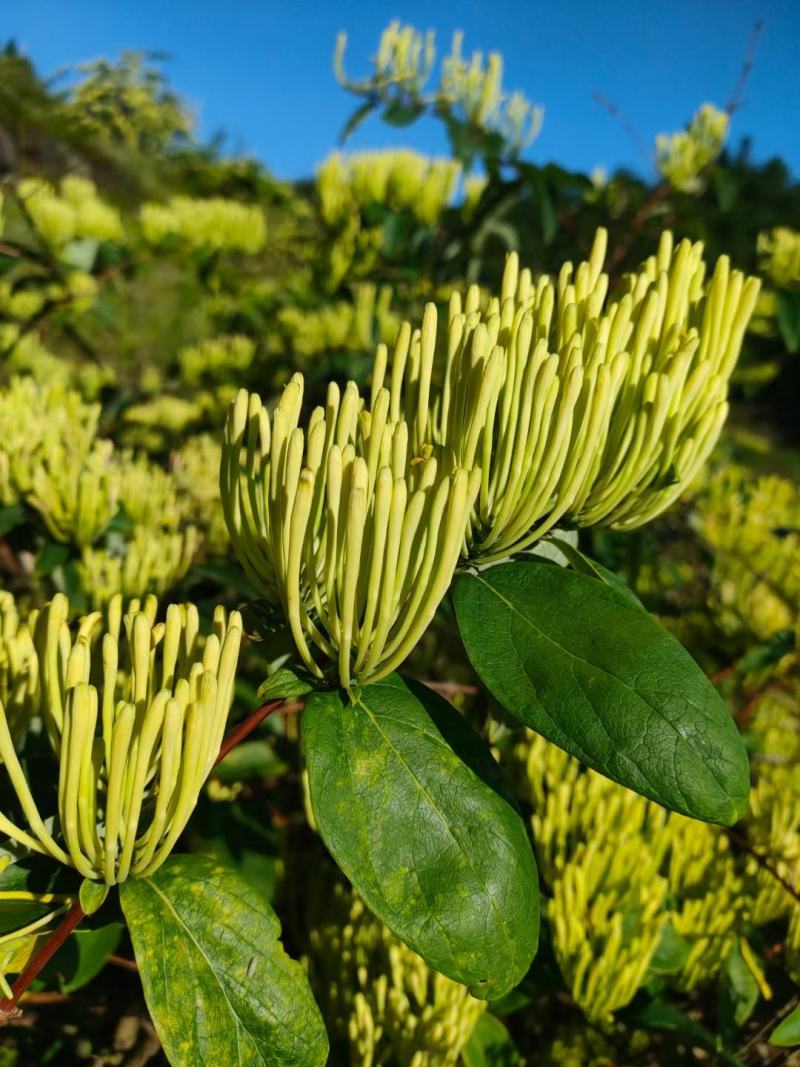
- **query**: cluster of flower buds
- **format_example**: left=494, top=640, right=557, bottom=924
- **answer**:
left=316, top=150, right=462, bottom=228
left=79, top=524, right=198, bottom=610
left=223, top=230, right=758, bottom=687
left=367, top=20, right=435, bottom=96
left=0, top=377, right=201, bottom=604
left=140, top=196, right=266, bottom=254
left=758, top=227, right=800, bottom=288
left=178, top=334, right=256, bottom=387
left=516, top=730, right=744, bottom=1013
left=0, top=377, right=100, bottom=507
left=116, top=450, right=185, bottom=530
left=696, top=468, right=800, bottom=643
left=15, top=176, right=124, bottom=248
left=29, top=438, right=120, bottom=547
left=275, top=284, right=399, bottom=360
left=0, top=593, right=242, bottom=885
left=375, top=228, right=760, bottom=560
left=655, top=103, right=729, bottom=194
left=439, top=31, right=542, bottom=152
left=334, top=21, right=542, bottom=158
left=171, top=434, right=230, bottom=554
left=221, top=378, right=479, bottom=688
left=308, top=882, right=484, bottom=1065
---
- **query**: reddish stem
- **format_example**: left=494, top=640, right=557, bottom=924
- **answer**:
left=214, top=699, right=284, bottom=766
left=108, top=954, right=139, bottom=973
left=0, top=901, right=85, bottom=1017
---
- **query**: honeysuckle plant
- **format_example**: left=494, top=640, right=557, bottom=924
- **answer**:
left=213, top=228, right=761, bottom=1042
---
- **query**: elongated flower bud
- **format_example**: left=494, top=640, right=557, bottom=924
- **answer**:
left=0, top=593, right=40, bottom=747
left=221, top=379, right=480, bottom=687
left=0, top=593, right=242, bottom=884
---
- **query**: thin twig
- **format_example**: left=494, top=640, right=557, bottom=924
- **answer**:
left=727, top=829, right=800, bottom=906
left=726, top=20, right=764, bottom=115
left=738, top=993, right=799, bottom=1058
left=710, top=666, right=735, bottom=685
left=608, top=183, right=671, bottom=271
left=0, top=541, right=22, bottom=578
left=593, top=92, right=651, bottom=166
left=108, top=955, right=139, bottom=973
left=419, top=680, right=479, bottom=699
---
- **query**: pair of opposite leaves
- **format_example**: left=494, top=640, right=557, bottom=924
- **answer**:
left=300, top=555, right=749, bottom=1001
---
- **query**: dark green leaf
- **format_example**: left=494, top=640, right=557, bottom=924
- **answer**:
left=545, top=536, right=645, bottom=609
left=647, top=920, right=691, bottom=978
left=712, top=167, right=738, bottom=212
left=256, top=666, right=315, bottom=703
left=736, top=629, right=795, bottom=674
left=35, top=540, right=70, bottom=577
left=339, top=99, right=376, bottom=144
left=39, top=923, right=122, bottom=994
left=633, top=1000, right=745, bottom=1066
left=242, top=598, right=289, bottom=641
left=189, top=794, right=280, bottom=899
left=525, top=169, right=557, bottom=244
left=0, top=502, right=25, bottom=537
left=381, top=100, right=425, bottom=127
left=214, top=740, right=288, bottom=782
left=120, top=855, right=328, bottom=1067
left=0, top=854, right=79, bottom=906
left=776, top=289, right=800, bottom=354
left=302, top=673, right=539, bottom=999
left=454, top=561, right=750, bottom=824
left=79, top=879, right=109, bottom=916
left=462, top=1012, right=522, bottom=1067
left=719, top=940, right=759, bottom=1037
left=770, top=1001, right=800, bottom=1047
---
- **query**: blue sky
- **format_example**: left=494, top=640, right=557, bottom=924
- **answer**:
left=8, top=1, right=800, bottom=182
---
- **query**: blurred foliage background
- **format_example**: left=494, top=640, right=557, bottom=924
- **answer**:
left=1, top=21, right=800, bottom=1066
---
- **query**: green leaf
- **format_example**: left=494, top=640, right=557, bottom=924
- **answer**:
left=39, top=922, right=122, bottom=994
left=462, top=1012, right=522, bottom=1067
left=0, top=854, right=71, bottom=894
left=719, top=939, right=760, bottom=1037
left=545, top=536, right=645, bottom=609
left=736, top=629, right=795, bottom=674
left=770, top=1001, right=800, bottom=1047
left=214, top=740, right=289, bottom=782
left=302, top=673, right=539, bottom=1000
left=120, top=855, right=328, bottom=1067
left=256, top=666, right=315, bottom=703
left=0, top=502, right=25, bottom=537
left=339, top=99, right=376, bottom=144
left=62, top=237, right=99, bottom=271
left=776, top=289, right=800, bottom=354
left=647, top=920, right=690, bottom=978
left=381, top=100, right=425, bottom=127
left=632, top=1000, right=746, bottom=1066
left=526, top=169, right=557, bottom=244
left=454, top=561, right=750, bottom=824
left=35, top=540, right=70, bottom=577
left=79, top=879, right=109, bottom=916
